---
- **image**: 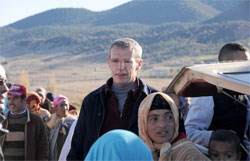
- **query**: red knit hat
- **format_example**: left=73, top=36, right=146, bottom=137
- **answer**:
left=26, top=92, right=41, bottom=111
left=26, top=92, right=41, bottom=105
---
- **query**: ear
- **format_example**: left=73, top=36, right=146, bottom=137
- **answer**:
left=136, top=59, right=143, bottom=71
left=107, top=57, right=112, bottom=69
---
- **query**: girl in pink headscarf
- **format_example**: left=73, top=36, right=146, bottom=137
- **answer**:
left=47, top=95, right=77, bottom=161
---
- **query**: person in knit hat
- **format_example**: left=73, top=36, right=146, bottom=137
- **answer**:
left=47, top=95, right=76, bottom=161
left=138, top=92, right=210, bottom=161
left=26, top=92, right=51, bottom=122
left=36, top=87, right=53, bottom=113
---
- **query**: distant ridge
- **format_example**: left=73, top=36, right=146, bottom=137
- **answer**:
left=1, top=0, right=249, bottom=60
left=8, top=8, right=97, bottom=29
left=200, top=0, right=245, bottom=12
left=205, top=0, right=250, bottom=23
left=95, top=0, right=219, bottom=25
left=7, top=0, right=219, bottom=29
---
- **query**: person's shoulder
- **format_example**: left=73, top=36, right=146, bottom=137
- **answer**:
left=143, top=84, right=159, bottom=93
left=85, top=84, right=106, bottom=98
left=45, top=98, right=52, bottom=105
left=139, top=78, right=158, bottom=92
left=40, top=108, right=50, bottom=115
left=29, top=112, right=44, bottom=124
left=66, top=113, right=77, bottom=121
left=147, top=85, right=158, bottom=92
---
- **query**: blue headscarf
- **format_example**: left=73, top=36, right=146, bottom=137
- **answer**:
left=85, top=129, right=153, bottom=161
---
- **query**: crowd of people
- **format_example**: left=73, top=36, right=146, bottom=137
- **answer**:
left=0, top=38, right=249, bottom=161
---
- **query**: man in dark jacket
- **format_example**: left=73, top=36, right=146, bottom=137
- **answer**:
left=67, top=38, right=158, bottom=160
left=1, top=84, right=49, bottom=160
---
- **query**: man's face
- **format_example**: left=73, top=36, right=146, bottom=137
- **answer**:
left=55, top=100, right=69, bottom=118
left=7, top=94, right=26, bottom=115
left=147, top=109, right=175, bottom=144
left=108, top=46, right=143, bottom=88
left=209, top=141, right=241, bottom=161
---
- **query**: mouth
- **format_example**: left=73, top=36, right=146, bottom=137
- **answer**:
left=8, top=104, right=15, bottom=109
left=157, top=130, right=169, bottom=137
left=116, top=73, right=126, bottom=76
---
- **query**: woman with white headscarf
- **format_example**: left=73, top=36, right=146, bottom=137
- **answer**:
left=138, top=92, right=210, bottom=161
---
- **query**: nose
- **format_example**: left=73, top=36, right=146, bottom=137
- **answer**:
left=217, top=155, right=226, bottom=161
left=117, top=61, right=125, bottom=69
left=158, top=119, right=167, bottom=128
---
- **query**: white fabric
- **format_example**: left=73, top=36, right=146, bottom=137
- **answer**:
left=58, top=119, right=77, bottom=161
left=184, top=96, right=214, bottom=147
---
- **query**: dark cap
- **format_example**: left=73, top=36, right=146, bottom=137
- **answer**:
left=150, top=94, right=171, bottom=111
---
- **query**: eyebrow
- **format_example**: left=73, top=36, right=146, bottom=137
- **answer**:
left=149, top=111, right=172, bottom=116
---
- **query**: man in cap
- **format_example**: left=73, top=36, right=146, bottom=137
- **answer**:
left=0, top=84, right=49, bottom=160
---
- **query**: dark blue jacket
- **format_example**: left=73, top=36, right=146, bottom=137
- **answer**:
left=67, top=78, right=158, bottom=160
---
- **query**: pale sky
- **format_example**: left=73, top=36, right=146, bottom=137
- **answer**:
left=1, top=0, right=132, bottom=27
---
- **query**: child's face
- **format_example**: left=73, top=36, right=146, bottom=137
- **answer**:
left=209, top=140, right=241, bottom=161
left=147, top=109, right=175, bottom=144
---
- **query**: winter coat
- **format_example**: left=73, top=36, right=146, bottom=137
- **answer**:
left=67, top=78, right=158, bottom=160
left=0, top=109, right=49, bottom=161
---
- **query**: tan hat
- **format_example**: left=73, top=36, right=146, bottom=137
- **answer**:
left=35, top=87, right=46, bottom=98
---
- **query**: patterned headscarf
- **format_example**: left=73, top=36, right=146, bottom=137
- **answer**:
left=53, top=95, right=69, bottom=108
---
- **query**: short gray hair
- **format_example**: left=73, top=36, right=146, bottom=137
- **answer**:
left=109, top=38, right=143, bottom=59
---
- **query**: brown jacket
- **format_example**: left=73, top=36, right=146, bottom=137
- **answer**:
left=0, top=109, right=49, bottom=161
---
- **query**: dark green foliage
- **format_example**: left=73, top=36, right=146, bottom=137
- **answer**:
left=0, top=0, right=249, bottom=63
left=6, top=0, right=220, bottom=29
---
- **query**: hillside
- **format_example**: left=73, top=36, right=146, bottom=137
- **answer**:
left=205, top=0, right=250, bottom=23
left=200, top=0, right=245, bottom=11
left=1, top=21, right=249, bottom=58
left=95, top=0, right=219, bottom=25
left=1, top=0, right=250, bottom=104
left=7, top=0, right=220, bottom=29
left=7, top=8, right=97, bottom=29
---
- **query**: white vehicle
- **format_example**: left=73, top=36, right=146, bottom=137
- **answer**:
left=166, top=61, right=250, bottom=97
